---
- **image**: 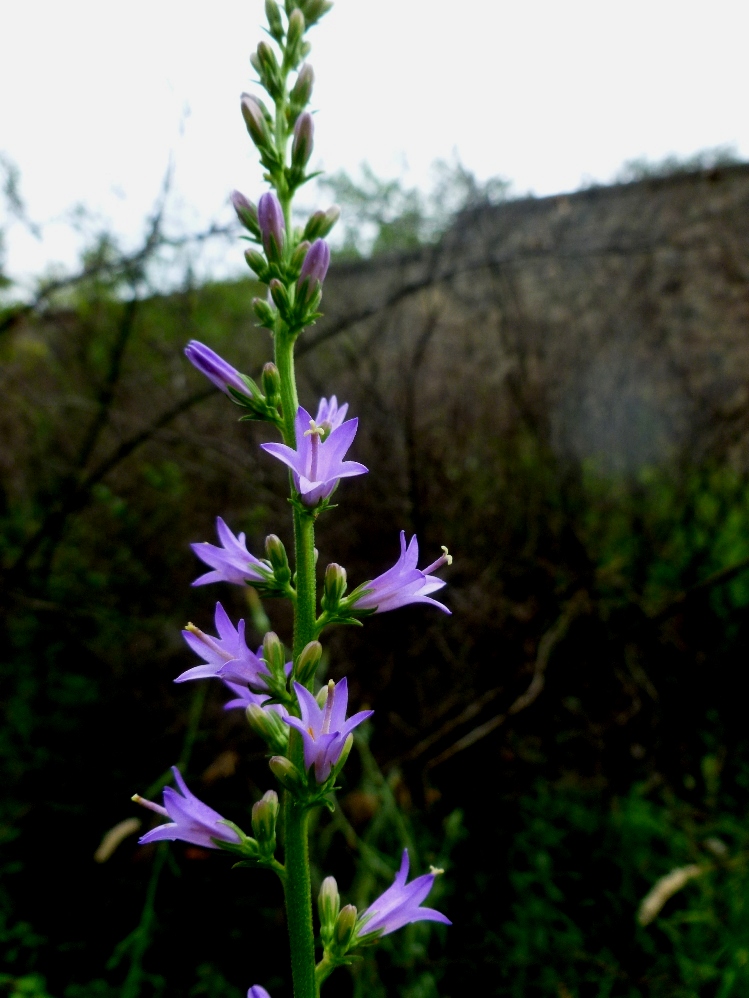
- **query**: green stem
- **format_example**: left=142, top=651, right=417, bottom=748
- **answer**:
left=293, top=509, right=317, bottom=659
left=282, top=788, right=316, bottom=998
left=274, top=330, right=299, bottom=447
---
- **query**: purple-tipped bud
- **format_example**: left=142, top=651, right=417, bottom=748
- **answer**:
left=231, top=190, right=260, bottom=237
left=290, top=63, right=315, bottom=109
left=184, top=341, right=251, bottom=398
left=241, top=93, right=271, bottom=149
left=248, top=987, right=271, bottom=998
left=258, top=192, right=286, bottom=260
left=297, top=239, right=330, bottom=304
left=292, top=112, right=314, bottom=169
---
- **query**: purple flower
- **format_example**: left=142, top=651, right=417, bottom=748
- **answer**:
left=134, top=767, right=241, bottom=849
left=297, top=239, right=330, bottom=304
left=221, top=680, right=288, bottom=720
left=258, top=191, right=285, bottom=259
left=191, top=517, right=271, bottom=587
left=247, top=988, right=271, bottom=998
left=357, top=849, right=451, bottom=938
left=178, top=602, right=272, bottom=691
left=315, top=395, right=348, bottom=435
left=284, top=678, right=373, bottom=783
left=353, top=532, right=451, bottom=615
left=184, top=341, right=251, bottom=399
left=261, top=406, right=367, bottom=506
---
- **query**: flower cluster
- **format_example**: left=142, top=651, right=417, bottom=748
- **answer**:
left=131, top=3, right=452, bottom=995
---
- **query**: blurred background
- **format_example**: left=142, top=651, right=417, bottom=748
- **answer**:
left=3, top=2, right=749, bottom=997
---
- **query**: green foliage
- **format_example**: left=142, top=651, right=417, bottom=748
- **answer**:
left=616, top=146, right=742, bottom=184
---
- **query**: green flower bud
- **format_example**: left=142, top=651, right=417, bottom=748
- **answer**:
left=289, top=63, right=314, bottom=110
left=245, top=248, right=269, bottom=281
left=265, top=0, right=284, bottom=41
left=261, top=363, right=282, bottom=407
left=231, top=191, right=260, bottom=237
left=253, top=297, right=276, bottom=328
left=333, top=904, right=358, bottom=952
left=268, top=278, right=290, bottom=313
left=269, top=755, right=304, bottom=793
left=294, top=640, right=322, bottom=686
left=288, top=239, right=311, bottom=278
left=300, top=0, right=333, bottom=27
left=291, top=112, right=314, bottom=170
left=246, top=704, right=290, bottom=754
left=286, top=8, right=305, bottom=53
left=263, top=630, right=287, bottom=681
left=302, top=206, right=340, bottom=242
left=265, top=533, right=291, bottom=583
left=254, top=41, right=283, bottom=99
left=251, top=789, right=279, bottom=852
left=318, top=876, right=340, bottom=942
left=322, top=563, right=347, bottom=611
left=241, top=93, right=272, bottom=150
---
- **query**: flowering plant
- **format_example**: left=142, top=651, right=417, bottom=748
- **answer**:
left=132, top=4, right=451, bottom=995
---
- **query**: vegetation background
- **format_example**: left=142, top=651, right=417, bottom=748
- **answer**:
left=3, top=153, right=749, bottom=998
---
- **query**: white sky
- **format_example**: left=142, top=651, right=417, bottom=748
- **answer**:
left=1, top=0, right=747, bottom=286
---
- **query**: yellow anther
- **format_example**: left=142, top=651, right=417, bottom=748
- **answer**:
left=441, top=546, right=453, bottom=566
left=429, top=866, right=445, bottom=876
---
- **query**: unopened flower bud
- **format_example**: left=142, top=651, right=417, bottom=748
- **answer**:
left=318, top=876, right=340, bottom=939
left=258, top=192, right=286, bottom=262
left=333, top=904, right=358, bottom=952
left=297, top=238, right=330, bottom=304
left=265, top=533, right=290, bottom=582
left=261, top=363, right=282, bottom=406
left=294, top=640, right=322, bottom=686
left=246, top=704, right=289, bottom=754
left=231, top=190, right=260, bottom=237
left=251, top=789, right=279, bottom=850
left=302, top=206, right=340, bottom=242
left=292, top=112, right=314, bottom=169
left=253, top=41, right=282, bottom=98
left=269, top=755, right=304, bottom=792
left=263, top=630, right=286, bottom=680
left=241, top=93, right=272, bottom=149
left=268, top=278, right=289, bottom=313
left=286, top=8, right=305, bottom=52
left=334, top=732, right=355, bottom=775
left=245, top=248, right=269, bottom=280
left=300, top=0, right=333, bottom=27
left=289, top=240, right=311, bottom=276
left=289, top=63, right=314, bottom=109
left=323, top=563, right=347, bottom=611
left=253, top=296, right=276, bottom=327
left=265, top=0, right=284, bottom=40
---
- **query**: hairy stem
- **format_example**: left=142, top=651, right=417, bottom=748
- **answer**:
left=282, top=783, right=316, bottom=998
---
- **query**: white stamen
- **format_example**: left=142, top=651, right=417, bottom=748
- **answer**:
left=131, top=793, right=169, bottom=818
left=429, top=865, right=445, bottom=876
left=303, top=419, right=324, bottom=481
left=321, top=679, right=336, bottom=734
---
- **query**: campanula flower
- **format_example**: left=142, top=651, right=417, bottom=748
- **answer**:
left=353, top=532, right=451, bottom=614
left=357, top=849, right=451, bottom=938
left=134, top=767, right=240, bottom=849
left=184, top=341, right=251, bottom=399
left=261, top=406, right=367, bottom=505
left=177, top=601, right=272, bottom=691
left=315, top=396, right=348, bottom=436
left=284, top=678, right=372, bottom=783
left=191, top=517, right=271, bottom=587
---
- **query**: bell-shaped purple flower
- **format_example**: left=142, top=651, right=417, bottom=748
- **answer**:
left=297, top=239, right=330, bottom=304
left=315, top=395, right=348, bottom=435
left=353, top=532, right=451, bottom=614
left=185, top=341, right=251, bottom=399
left=221, top=680, right=287, bottom=717
left=284, top=678, right=373, bottom=783
left=134, top=767, right=241, bottom=849
left=357, top=849, right=451, bottom=939
left=191, top=517, right=271, bottom=587
left=258, top=191, right=285, bottom=260
left=177, top=601, right=272, bottom=691
left=261, top=406, right=367, bottom=506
